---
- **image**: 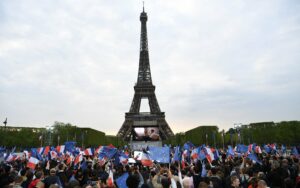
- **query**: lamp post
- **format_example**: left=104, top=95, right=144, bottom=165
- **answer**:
left=234, top=123, right=242, bottom=144
left=3, top=118, right=7, bottom=129
left=222, top=130, right=225, bottom=150
left=45, top=125, right=53, bottom=146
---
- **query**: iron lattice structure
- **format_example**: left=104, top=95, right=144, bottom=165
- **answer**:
left=117, top=9, right=174, bottom=141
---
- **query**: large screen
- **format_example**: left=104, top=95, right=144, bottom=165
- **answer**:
left=132, top=127, right=160, bottom=141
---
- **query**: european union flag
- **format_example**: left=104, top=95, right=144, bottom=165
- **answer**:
left=227, top=146, right=235, bottom=157
left=183, top=141, right=194, bottom=151
left=65, top=141, right=76, bottom=153
left=174, top=146, right=180, bottom=162
left=198, top=149, right=206, bottom=161
left=148, top=146, right=170, bottom=163
left=247, top=153, right=262, bottom=165
left=116, top=173, right=129, bottom=188
left=98, top=146, right=117, bottom=159
left=263, top=145, right=271, bottom=153
left=236, top=144, right=248, bottom=154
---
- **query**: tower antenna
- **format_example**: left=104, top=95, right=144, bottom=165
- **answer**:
left=143, top=1, right=145, bottom=12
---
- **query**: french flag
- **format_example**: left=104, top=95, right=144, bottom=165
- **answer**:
left=5, top=153, right=14, bottom=162
left=50, top=150, right=58, bottom=159
left=23, top=150, right=30, bottom=159
left=74, top=154, right=83, bottom=166
left=248, top=144, right=253, bottom=152
left=66, top=154, right=74, bottom=165
left=56, top=145, right=65, bottom=154
left=204, top=147, right=215, bottom=164
left=107, top=168, right=114, bottom=187
left=119, top=153, right=129, bottom=165
left=191, top=148, right=199, bottom=160
left=213, top=148, right=220, bottom=160
left=95, top=146, right=103, bottom=154
left=270, top=144, right=277, bottom=151
left=255, top=146, right=262, bottom=154
left=181, top=153, right=186, bottom=169
left=37, top=147, right=44, bottom=155
left=98, top=156, right=107, bottom=166
left=27, top=157, right=39, bottom=169
left=141, top=152, right=153, bottom=167
left=43, top=146, right=50, bottom=155
left=84, top=148, right=93, bottom=156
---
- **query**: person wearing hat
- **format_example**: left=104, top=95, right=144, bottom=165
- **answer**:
left=43, top=168, right=62, bottom=188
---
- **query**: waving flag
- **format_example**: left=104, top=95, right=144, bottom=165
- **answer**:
left=116, top=173, right=129, bottom=188
left=255, top=146, right=262, bottom=154
left=27, top=157, right=39, bottom=169
left=236, top=144, right=248, bottom=154
left=107, top=168, right=114, bottom=187
left=84, top=148, right=94, bottom=156
left=43, top=146, right=50, bottom=155
left=213, top=148, right=220, bottom=160
left=181, top=153, right=186, bottom=169
left=183, top=141, right=194, bottom=151
left=95, top=146, right=103, bottom=154
left=227, top=146, right=235, bottom=157
left=247, top=153, right=262, bottom=165
left=204, top=147, right=215, bottom=163
left=98, top=146, right=117, bottom=160
left=270, top=144, right=277, bottom=151
left=263, top=145, right=271, bottom=153
left=50, top=150, right=58, bottom=159
left=23, top=150, right=30, bottom=159
left=174, top=146, right=181, bottom=162
left=248, top=144, right=255, bottom=152
left=56, top=145, right=65, bottom=154
left=31, top=148, right=43, bottom=161
left=37, top=147, right=44, bottom=155
left=74, top=154, right=83, bottom=166
left=65, top=141, right=76, bottom=153
left=148, top=146, right=170, bottom=163
left=198, top=148, right=206, bottom=161
left=141, top=151, right=153, bottom=167
left=119, top=152, right=129, bottom=165
left=191, top=147, right=199, bottom=160
left=5, top=153, right=15, bottom=162
left=66, top=154, right=74, bottom=165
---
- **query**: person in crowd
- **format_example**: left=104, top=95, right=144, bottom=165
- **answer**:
left=257, top=180, right=268, bottom=188
left=21, top=169, right=33, bottom=188
left=0, top=143, right=300, bottom=188
left=29, top=170, right=44, bottom=188
left=43, top=168, right=62, bottom=188
left=230, top=175, right=240, bottom=188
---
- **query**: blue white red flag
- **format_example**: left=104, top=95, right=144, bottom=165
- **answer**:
left=27, top=157, right=39, bottom=169
left=84, top=148, right=94, bottom=156
left=56, top=145, right=65, bottom=154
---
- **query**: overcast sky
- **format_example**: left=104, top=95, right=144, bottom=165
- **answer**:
left=1, top=0, right=299, bottom=135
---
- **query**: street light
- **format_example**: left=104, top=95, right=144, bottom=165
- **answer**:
left=45, top=125, right=54, bottom=146
left=234, top=123, right=242, bottom=144
left=3, top=118, right=7, bottom=129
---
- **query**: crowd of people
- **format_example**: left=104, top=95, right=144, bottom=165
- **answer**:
left=0, top=144, right=300, bottom=188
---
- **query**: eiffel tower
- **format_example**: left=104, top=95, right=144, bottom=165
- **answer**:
left=117, top=7, right=174, bottom=141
